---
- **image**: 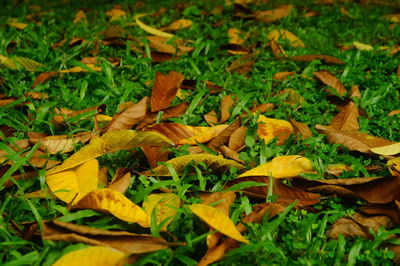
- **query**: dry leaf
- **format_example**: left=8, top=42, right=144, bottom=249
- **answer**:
left=238, top=155, right=314, bottom=179
left=250, top=103, right=275, bottom=113
left=257, top=114, right=294, bottom=145
left=220, top=95, right=235, bottom=123
left=46, top=159, right=99, bottom=204
left=189, top=204, right=249, bottom=243
left=273, top=71, right=295, bottom=80
left=60, top=64, right=102, bottom=73
left=142, top=146, right=169, bottom=168
left=329, top=101, right=359, bottom=131
left=53, top=246, right=126, bottom=266
left=313, top=70, right=347, bottom=96
left=389, top=110, right=400, bottom=116
left=145, top=123, right=228, bottom=145
left=270, top=39, right=286, bottom=57
left=268, top=29, right=304, bottom=48
left=136, top=102, right=188, bottom=129
left=255, top=5, right=293, bottom=23
left=290, top=55, right=344, bottom=64
left=229, top=126, right=247, bottom=151
left=46, top=130, right=173, bottom=174
left=106, top=8, right=126, bottom=21
left=52, top=105, right=105, bottom=126
left=388, top=158, right=400, bottom=177
left=104, top=97, right=148, bottom=132
left=228, top=28, right=246, bottom=45
left=361, top=202, right=400, bottom=224
left=204, top=110, right=219, bottom=126
left=207, top=120, right=241, bottom=151
left=8, top=21, right=28, bottom=30
left=279, top=88, right=304, bottom=106
left=289, top=119, right=312, bottom=139
left=151, top=71, right=184, bottom=112
left=0, top=55, right=43, bottom=71
left=73, top=188, right=150, bottom=227
left=108, top=168, right=131, bottom=194
left=32, top=71, right=58, bottom=88
left=353, top=41, right=373, bottom=51
left=383, top=13, right=400, bottom=23
left=144, top=154, right=244, bottom=176
left=315, top=124, right=395, bottom=153
left=370, top=143, right=400, bottom=156
left=162, top=19, right=192, bottom=31
left=135, top=14, right=174, bottom=38
left=43, top=220, right=170, bottom=254
left=73, top=10, right=87, bottom=23
left=143, top=193, right=181, bottom=230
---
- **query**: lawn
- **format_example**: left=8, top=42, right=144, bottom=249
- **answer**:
left=1, top=0, right=400, bottom=265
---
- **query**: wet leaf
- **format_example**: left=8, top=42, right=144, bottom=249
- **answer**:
left=189, top=204, right=249, bottom=243
left=145, top=154, right=244, bottom=176
left=47, top=130, right=173, bottom=174
left=46, top=159, right=99, bottom=204
left=73, top=188, right=150, bottom=227
left=53, top=246, right=126, bottom=266
left=104, top=97, right=148, bottom=132
left=143, top=193, right=181, bottom=230
left=313, top=70, right=347, bottom=96
left=151, top=71, right=184, bottom=112
left=257, top=114, right=294, bottom=145
left=145, top=123, right=228, bottom=145
left=238, top=155, right=314, bottom=179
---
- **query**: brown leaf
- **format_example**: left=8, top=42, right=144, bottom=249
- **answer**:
left=32, top=71, right=58, bottom=89
left=137, top=102, right=188, bottom=129
left=29, top=131, right=96, bottom=154
left=270, top=40, right=286, bottom=58
left=255, top=5, right=293, bottom=23
left=328, top=213, right=393, bottom=239
left=108, top=168, right=131, bottom=194
left=315, top=124, right=395, bottom=153
left=229, top=126, right=247, bottom=151
left=389, top=110, right=400, bottom=116
left=146, top=36, right=193, bottom=55
left=52, top=105, right=106, bottom=126
left=204, top=110, right=219, bottom=126
left=227, top=53, right=257, bottom=75
left=313, top=70, right=347, bottom=96
left=289, top=119, right=312, bottom=139
left=250, top=103, right=275, bottom=113
left=361, top=202, right=400, bottom=224
left=141, top=146, right=169, bottom=168
left=207, top=120, right=240, bottom=151
left=104, top=97, right=148, bottom=133
left=24, top=92, right=49, bottom=100
left=290, top=55, right=344, bottom=65
left=219, top=145, right=243, bottom=163
left=273, top=71, right=295, bottom=80
left=350, top=85, right=361, bottom=98
left=151, top=71, right=184, bottom=112
left=43, top=220, right=171, bottom=254
left=220, top=95, right=235, bottom=123
left=329, top=101, right=359, bottom=131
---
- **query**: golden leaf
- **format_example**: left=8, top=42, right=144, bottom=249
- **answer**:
left=8, top=22, right=28, bottom=30
left=0, top=55, right=43, bottom=71
left=388, top=158, right=400, bottom=177
left=268, top=29, right=304, bottom=48
left=53, top=246, right=126, bottom=266
left=163, top=19, right=192, bottom=31
left=189, top=204, right=249, bottom=243
left=370, top=143, right=400, bottom=156
left=228, top=28, right=246, bottom=45
left=46, top=159, right=99, bottom=204
left=47, top=130, right=173, bottom=174
left=257, top=114, right=293, bottom=145
left=145, top=154, right=244, bottom=176
left=238, top=155, right=314, bottom=179
left=143, top=193, right=181, bottom=230
left=106, top=8, right=126, bottom=21
left=135, top=14, right=175, bottom=38
left=353, top=41, right=373, bottom=51
left=73, top=188, right=150, bottom=227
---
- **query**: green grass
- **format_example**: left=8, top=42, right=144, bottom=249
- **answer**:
left=1, top=0, right=400, bottom=265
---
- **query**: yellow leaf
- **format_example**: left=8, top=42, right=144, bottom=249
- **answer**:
left=257, top=114, right=293, bottom=145
left=164, top=19, right=192, bottom=31
left=53, top=246, right=126, bottom=266
left=383, top=14, right=400, bottom=23
left=189, top=204, right=249, bottom=243
left=96, top=114, right=113, bottom=122
left=268, top=29, right=304, bottom=48
left=388, top=158, right=400, bottom=177
left=135, top=14, right=175, bottom=38
left=143, top=193, right=181, bottom=230
left=228, top=28, right=246, bottom=45
left=46, top=159, right=99, bottom=204
left=74, top=188, right=150, bottom=227
left=73, top=10, right=87, bottom=23
left=353, top=41, right=373, bottom=51
left=146, top=154, right=244, bottom=176
left=370, top=143, right=400, bottom=156
left=0, top=55, right=43, bottom=71
left=47, top=130, right=172, bottom=174
left=60, top=64, right=102, bottom=73
left=238, top=155, right=314, bottom=179
left=106, top=8, right=126, bottom=21
left=8, top=22, right=28, bottom=30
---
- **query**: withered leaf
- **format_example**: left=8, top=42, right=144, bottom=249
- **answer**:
left=151, top=71, right=184, bottom=112
left=136, top=102, right=188, bottom=129
left=142, top=146, right=169, bottom=168
left=32, top=71, right=58, bottom=88
left=207, top=119, right=240, bottom=151
left=313, top=70, right=347, bottom=96
left=291, top=55, right=344, bottom=64
left=257, top=115, right=294, bottom=145
left=289, top=119, right=312, bottom=139
left=220, top=95, right=235, bottom=123
left=229, top=126, right=247, bottom=151
left=329, top=101, right=359, bottom=131
left=108, top=168, right=131, bottom=194
left=361, top=202, right=400, bottom=224
left=255, top=5, right=293, bottom=23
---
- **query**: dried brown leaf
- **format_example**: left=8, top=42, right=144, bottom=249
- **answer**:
left=255, top=5, right=293, bottom=23
left=32, top=71, right=58, bottom=89
left=313, top=70, right=347, bottom=96
left=329, top=101, right=359, bottom=131
left=151, top=71, right=184, bottom=112
left=220, top=95, right=235, bottom=123
left=229, top=126, right=247, bottom=151
left=208, top=119, right=240, bottom=151
left=289, top=119, right=312, bottom=139
left=141, top=146, right=169, bottom=168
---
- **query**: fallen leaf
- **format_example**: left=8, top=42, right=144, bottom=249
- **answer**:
left=43, top=220, right=170, bottom=254
left=204, top=110, right=219, bottom=126
left=136, top=102, right=188, bottom=129
left=255, top=5, right=293, bottom=23
left=361, top=202, right=400, bottom=224
left=52, top=246, right=126, bottom=266
left=279, top=88, right=304, bottom=106
left=329, top=101, right=359, bottom=131
left=52, top=105, right=105, bottom=126
left=31, top=71, right=58, bottom=88
left=73, top=188, right=150, bottom=227
left=46, top=130, right=173, bottom=174
left=229, top=126, right=247, bottom=151
left=383, top=13, right=400, bottom=23
left=73, top=10, right=87, bottom=23
left=162, top=19, right=192, bottom=31
left=106, top=7, right=126, bottom=21
left=257, top=114, right=294, bottom=145
left=189, top=204, right=249, bottom=243
left=228, top=28, right=246, bottom=45
left=144, top=154, right=244, bottom=176
left=143, top=193, right=181, bottom=230
left=315, top=124, right=395, bottom=153
left=238, top=155, right=314, bottom=179
left=268, top=29, right=304, bottom=48
left=151, top=71, right=184, bottom=112
left=370, top=143, right=400, bottom=156
left=250, top=103, right=275, bottom=113
left=270, top=39, right=286, bottom=57
left=0, top=55, right=43, bottom=71
left=8, top=21, right=28, bottom=30
left=144, top=123, right=228, bottom=145
left=142, top=146, right=169, bottom=168
left=290, top=55, right=344, bottom=64
left=388, top=158, right=400, bottom=177
left=220, top=95, right=235, bottom=123
left=108, top=168, right=131, bottom=194
left=207, top=120, right=241, bottom=151
left=313, top=70, right=347, bottom=96
left=104, top=97, right=148, bottom=132
left=60, top=64, right=102, bottom=73
left=389, top=110, right=400, bottom=116
left=353, top=41, right=373, bottom=51
left=273, top=71, right=295, bottom=80
left=135, top=14, right=174, bottom=38
left=289, top=119, right=312, bottom=139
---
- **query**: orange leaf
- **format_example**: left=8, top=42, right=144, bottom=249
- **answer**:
left=329, top=101, right=359, bottom=131
left=31, top=71, right=58, bottom=89
left=151, top=71, right=184, bottom=112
